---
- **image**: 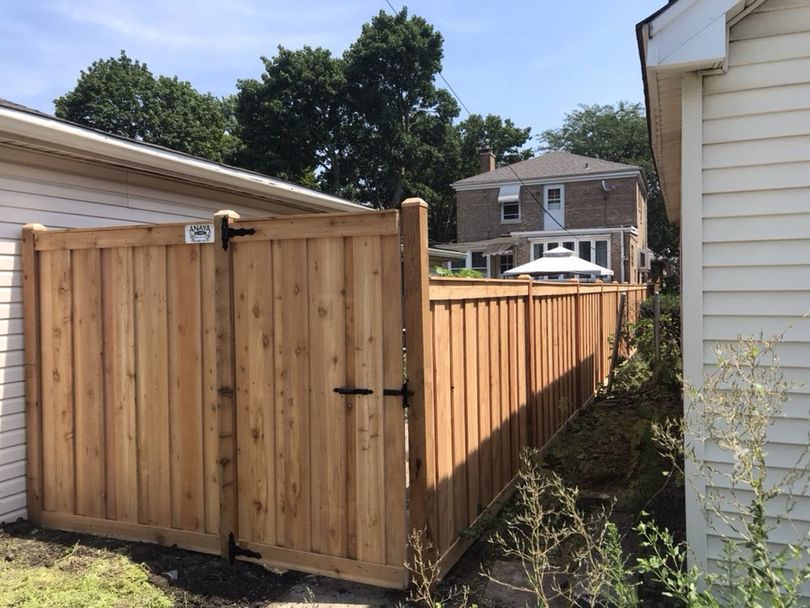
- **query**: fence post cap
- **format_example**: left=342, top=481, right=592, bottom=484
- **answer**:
left=401, top=198, right=427, bottom=209
left=517, top=274, right=532, bottom=281
left=21, top=223, right=47, bottom=231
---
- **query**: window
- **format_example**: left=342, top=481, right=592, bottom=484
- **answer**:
left=470, top=252, right=487, bottom=274
left=545, top=186, right=562, bottom=210
left=498, top=184, right=521, bottom=222
left=530, top=238, right=610, bottom=269
left=450, top=259, right=466, bottom=270
left=595, top=240, right=608, bottom=268
left=501, top=201, right=520, bottom=221
left=499, top=254, right=514, bottom=276
left=579, top=241, right=591, bottom=261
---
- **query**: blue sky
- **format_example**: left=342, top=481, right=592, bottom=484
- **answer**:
left=1, top=0, right=663, bottom=141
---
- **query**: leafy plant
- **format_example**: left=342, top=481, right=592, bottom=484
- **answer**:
left=405, top=529, right=474, bottom=608
left=433, top=266, right=483, bottom=278
left=642, top=332, right=810, bottom=607
left=485, top=449, right=638, bottom=607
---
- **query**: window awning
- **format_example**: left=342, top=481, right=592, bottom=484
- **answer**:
left=483, top=242, right=515, bottom=257
left=497, top=184, right=520, bottom=203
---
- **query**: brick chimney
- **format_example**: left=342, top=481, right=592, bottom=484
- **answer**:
left=479, top=148, right=496, bottom=174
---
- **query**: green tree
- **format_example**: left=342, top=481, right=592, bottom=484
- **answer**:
left=539, top=102, right=678, bottom=257
left=456, top=113, right=533, bottom=178
left=234, top=46, right=349, bottom=189
left=343, top=8, right=459, bottom=209
left=55, top=51, right=235, bottom=163
left=424, top=114, right=533, bottom=244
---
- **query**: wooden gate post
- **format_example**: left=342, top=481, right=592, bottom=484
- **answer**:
left=22, top=223, right=46, bottom=524
left=213, top=210, right=240, bottom=557
left=400, top=199, right=437, bottom=562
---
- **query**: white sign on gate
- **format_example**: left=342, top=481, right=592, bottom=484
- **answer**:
left=184, top=223, right=215, bottom=244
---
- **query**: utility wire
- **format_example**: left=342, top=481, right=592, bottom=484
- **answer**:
left=381, top=0, right=611, bottom=260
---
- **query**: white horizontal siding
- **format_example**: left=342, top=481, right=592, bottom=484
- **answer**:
left=730, top=4, right=810, bottom=40
left=703, top=188, right=810, bottom=219
left=703, top=265, right=810, bottom=291
left=703, top=161, right=810, bottom=193
left=694, top=1, right=810, bottom=581
left=703, top=135, right=810, bottom=169
left=704, top=315, right=810, bottom=341
left=703, top=108, right=810, bottom=144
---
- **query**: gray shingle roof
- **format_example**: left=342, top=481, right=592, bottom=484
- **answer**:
left=452, top=151, right=641, bottom=188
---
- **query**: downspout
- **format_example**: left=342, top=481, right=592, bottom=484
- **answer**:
left=620, top=229, right=626, bottom=283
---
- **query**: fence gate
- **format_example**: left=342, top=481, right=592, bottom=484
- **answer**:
left=215, top=210, right=408, bottom=588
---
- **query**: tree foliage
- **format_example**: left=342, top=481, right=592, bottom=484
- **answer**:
left=457, top=113, right=533, bottom=177
left=234, top=46, right=348, bottom=188
left=55, top=51, right=236, bottom=163
left=343, top=9, right=459, bottom=209
left=539, top=102, right=678, bottom=257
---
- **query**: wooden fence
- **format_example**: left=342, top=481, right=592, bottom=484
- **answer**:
left=22, top=200, right=646, bottom=588
left=401, top=200, right=646, bottom=574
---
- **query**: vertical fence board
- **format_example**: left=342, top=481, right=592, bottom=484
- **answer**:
left=381, top=234, right=406, bottom=567
left=463, top=302, right=480, bottom=524
left=351, top=236, right=386, bottom=564
left=22, top=225, right=45, bottom=523
left=449, top=302, right=467, bottom=537
left=167, top=245, right=204, bottom=532
left=133, top=246, right=171, bottom=528
left=476, top=302, right=492, bottom=507
left=235, top=240, right=276, bottom=546
left=433, top=302, right=454, bottom=554
left=343, top=239, right=359, bottom=560
left=72, top=248, right=105, bottom=518
left=39, top=249, right=75, bottom=514
left=102, top=247, right=138, bottom=523
left=273, top=239, right=311, bottom=552
left=199, top=245, right=219, bottom=535
left=307, top=237, right=347, bottom=557
left=488, top=300, right=503, bottom=496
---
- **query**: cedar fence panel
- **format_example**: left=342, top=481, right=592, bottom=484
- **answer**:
left=24, top=222, right=220, bottom=553
left=23, top=202, right=647, bottom=589
left=401, top=200, right=648, bottom=577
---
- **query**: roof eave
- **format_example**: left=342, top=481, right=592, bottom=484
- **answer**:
left=452, top=168, right=644, bottom=192
left=638, top=0, right=759, bottom=225
left=0, top=104, right=365, bottom=214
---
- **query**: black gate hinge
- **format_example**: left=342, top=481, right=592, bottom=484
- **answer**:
left=221, top=216, right=255, bottom=250
left=383, top=381, right=414, bottom=409
left=228, top=532, right=262, bottom=564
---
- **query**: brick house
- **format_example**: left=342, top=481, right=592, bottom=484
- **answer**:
left=442, top=150, right=650, bottom=282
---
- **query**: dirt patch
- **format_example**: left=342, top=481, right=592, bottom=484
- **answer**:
left=0, top=520, right=308, bottom=607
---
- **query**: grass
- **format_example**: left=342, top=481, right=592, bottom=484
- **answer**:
left=0, top=543, right=172, bottom=608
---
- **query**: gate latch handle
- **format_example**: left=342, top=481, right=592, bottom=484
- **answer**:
left=333, top=386, right=374, bottom=396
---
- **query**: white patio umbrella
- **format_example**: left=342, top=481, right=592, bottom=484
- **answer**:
left=503, top=245, right=613, bottom=278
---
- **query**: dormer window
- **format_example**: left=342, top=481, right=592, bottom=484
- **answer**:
left=498, top=184, right=521, bottom=222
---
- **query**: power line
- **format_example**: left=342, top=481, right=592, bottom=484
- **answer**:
left=380, top=0, right=609, bottom=261
left=382, top=0, right=472, bottom=118
left=437, top=72, right=472, bottom=117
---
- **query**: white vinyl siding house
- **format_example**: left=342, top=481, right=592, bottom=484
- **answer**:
left=640, top=0, right=810, bottom=589
left=0, top=101, right=362, bottom=522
